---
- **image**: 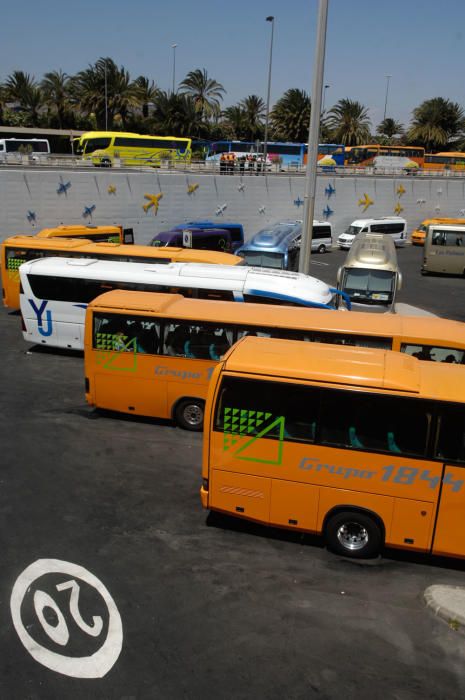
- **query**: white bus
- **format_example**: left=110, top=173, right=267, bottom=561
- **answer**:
left=19, top=257, right=351, bottom=350
left=0, top=138, right=50, bottom=161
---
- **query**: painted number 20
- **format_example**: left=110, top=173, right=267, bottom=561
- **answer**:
left=34, top=579, right=103, bottom=646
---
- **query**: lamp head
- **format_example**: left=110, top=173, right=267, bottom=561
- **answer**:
left=266, top=15, right=274, bottom=21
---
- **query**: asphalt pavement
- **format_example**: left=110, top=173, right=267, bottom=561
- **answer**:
left=1, top=260, right=465, bottom=698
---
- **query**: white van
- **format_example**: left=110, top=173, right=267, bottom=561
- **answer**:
left=338, top=217, right=407, bottom=249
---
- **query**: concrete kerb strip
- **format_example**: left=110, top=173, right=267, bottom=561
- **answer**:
left=424, top=585, right=465, bottom=629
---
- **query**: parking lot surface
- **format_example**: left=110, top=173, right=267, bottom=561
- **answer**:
left=1, top=254, right=465, bottom=699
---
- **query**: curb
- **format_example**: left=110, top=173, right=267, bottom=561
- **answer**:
left=424, top=585, right=465, bottom=629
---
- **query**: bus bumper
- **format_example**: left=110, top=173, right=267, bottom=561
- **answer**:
left=200, top=485, right=209, bottom=509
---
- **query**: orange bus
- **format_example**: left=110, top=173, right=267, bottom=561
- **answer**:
left=1, top=236, right=243, bottom=309
left=201, top=336, right=465, bottom=559
left=346, top=145, right=425, bottom=170
left=411, top=217, right=465, bottom=246
left=35, top=224, right=134, bottom=244
left=423, top=152, right=465, bottom=172
left=84, top=290, right=465, bottom=430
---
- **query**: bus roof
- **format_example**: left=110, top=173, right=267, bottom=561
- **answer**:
left=87, top=290, right=465, bottom=347
left=341, top=233, right=398, bottom=271
left=220, top=336, right=465, bottom=402
left=3, top=235, right=242, bottom=265
left=22, top=258, right=335, bottom=307
left=79, top=131, right=190, bottom=141
left=36, top=224, right=121, bottom=238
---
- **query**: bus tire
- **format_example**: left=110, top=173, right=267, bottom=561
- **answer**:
left=325, top=510, right=382, bottom=559
left=317, top=244, right=327, bottom=254
left=175, top=398, right=205, bottom=431
left=101, top=158, right=112, bottom=167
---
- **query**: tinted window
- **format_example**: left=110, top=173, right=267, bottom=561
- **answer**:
left=163, top=322, right=233, bottom=360
left=436, top=404, right=465, bottom=464
left=214, top=377, right=430, bottom=457
left=84, top=138, right=112, bottom=153
left=312, top=225, right=331, bottom=240
left=401, top=344, right=465, bottom=364
left=93, top=313, right=160, bottom=354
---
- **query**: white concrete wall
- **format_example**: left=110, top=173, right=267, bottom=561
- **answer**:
left=2, top=167, right=465, bottom=244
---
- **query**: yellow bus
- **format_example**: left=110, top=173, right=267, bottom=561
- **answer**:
left=201, top=336, right=465, bottom=559
left=346, top=144, right=424, bottom=170
left=1, top=236, right=242, bottom=309
left=35, top=224, right=133, bottom=244
left=423, top=152, right=465, bottom=172
left=84, top=290, right=465, bottom=430
left=74, top=131, right=192, bottom=167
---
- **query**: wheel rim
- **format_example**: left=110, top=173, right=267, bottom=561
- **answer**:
left=183, top=404, right=203, bottom=427
left=336, top=521, right=368, bottom=551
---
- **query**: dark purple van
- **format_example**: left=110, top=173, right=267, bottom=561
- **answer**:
left=150, top=227, right=235, bottom=252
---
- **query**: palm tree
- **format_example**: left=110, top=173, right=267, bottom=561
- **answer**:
left=41, top=70, right=71, bottom=128
left=151, top=91, right=206, bottom=137
left=179, top=69, right=225, bottom=120
left=221, top=105, right=248, bottom=139
left=5, top=71, right=43, bottom=126
left=270, top=88, right=310, bottom=142
left=376, top=117, right=404, bottom=144
left=238, top=95, right=265, bottom=140
left=407, top=98, right=465, bottom=151
left=326, top=98, right=371, bottom=145
left=72, top=57, right=139, bottom=130
left=134, top=76, right=159, bottom=119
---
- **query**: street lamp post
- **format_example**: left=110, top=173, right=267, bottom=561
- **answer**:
left=263, top=16, right=275, bottom=169
left=172, top=44, right=178, bottom=94
left=383, top=74, right=391, bottom=121
left=104, top=60, right=108, bottom=131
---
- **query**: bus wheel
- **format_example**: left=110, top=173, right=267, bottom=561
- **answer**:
left=317, top=244, right=327, bottom=254
left=325, top=510, right=381, bottom=559
left=101, top=158, right=112, bottom=167
left=175, top=399, right=205, bottom=431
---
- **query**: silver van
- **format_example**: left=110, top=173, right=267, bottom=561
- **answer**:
left=336, top=232, right=402, bottom=312
left=422, top=224, right=465, bottom=275
left=338, top=216, right=407, bottom=249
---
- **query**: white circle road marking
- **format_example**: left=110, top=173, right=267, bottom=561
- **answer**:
left=10, top=559, right=123, bottom=678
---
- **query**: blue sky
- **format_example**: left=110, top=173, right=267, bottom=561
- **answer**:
left=1, top=0, right=465, bottom=130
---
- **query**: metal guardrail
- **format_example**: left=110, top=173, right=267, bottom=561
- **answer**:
left=1, top=153, right=465, bottom=178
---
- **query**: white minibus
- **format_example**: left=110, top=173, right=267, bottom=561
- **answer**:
left=338, top=217, right=407, bottom=249
left=0, top=138, right=50, bottom=161
left=19, top=257, right=350, bottom=350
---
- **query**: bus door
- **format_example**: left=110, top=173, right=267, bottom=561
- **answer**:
left=432, top=465, right=465, bottom=557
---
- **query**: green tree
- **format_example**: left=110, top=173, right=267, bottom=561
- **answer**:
left=41, top=70, right=72, bottom=128
left=220, top=105, right=248, bottom=140
left=5, top=71, right=43, bottom=126
left=407, top=97, right=465, bottom=151
left=238, top=95, right=265, bottom=140
left=179, top=69, right=225, bottom=120
left=326, top=98, right=371, bottom=145
left=376, top=117, right=404, bottom=144
left=134, top=76, right=159, bottom=119
left=151, top=91, right=206, bottom=137
left=72, top=57, right=139, bottom=130
left=270, top=88, right=310, bottom=142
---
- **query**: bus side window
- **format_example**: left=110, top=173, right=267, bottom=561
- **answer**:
left=436, top=405, right=465, bottom=463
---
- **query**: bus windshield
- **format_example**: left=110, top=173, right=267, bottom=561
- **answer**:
left=342, top=269, right=394, bottom=303
left=238, top=251, right=285, bottom=269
